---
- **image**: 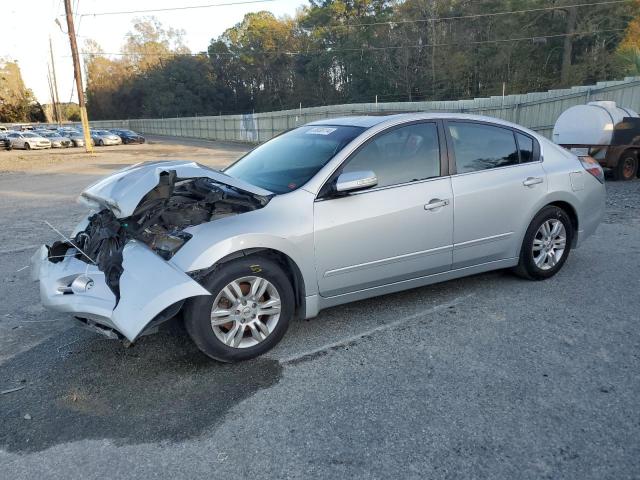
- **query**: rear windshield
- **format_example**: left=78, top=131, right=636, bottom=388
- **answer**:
left=225, top=125, right=365, bottom=194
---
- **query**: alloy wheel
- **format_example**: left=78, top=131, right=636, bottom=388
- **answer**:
left=532, top=219, right=567, bottom=271
left=210, top=276, right=281, bottom=349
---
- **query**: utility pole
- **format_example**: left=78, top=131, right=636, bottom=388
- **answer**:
left=63, top=0, right=93, bottom=153
left=46, top=69, right=58, bottom=123
left=561, top=6, right=577, bottom=86
left=48, top=37, right=63, bottom=125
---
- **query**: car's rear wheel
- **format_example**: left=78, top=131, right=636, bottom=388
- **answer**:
left=514, top=206, right=573, bottom=280
left=184, top=256, right=294, bottom=362
left=24, top=142, right=30, bottom=150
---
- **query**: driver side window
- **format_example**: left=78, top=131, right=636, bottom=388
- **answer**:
left=342, top=122, right=441, bottom=188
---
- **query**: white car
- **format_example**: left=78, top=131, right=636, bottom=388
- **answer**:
left=6, top=131, right=51, bottom=150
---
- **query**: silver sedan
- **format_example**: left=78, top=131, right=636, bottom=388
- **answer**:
left=32, top=113, right=605, bottom=362
left=6, top=131, right=51, bottom=150
left=39, top=131, right=73, bottom=148
left=91, top=129, right=122, bottom=146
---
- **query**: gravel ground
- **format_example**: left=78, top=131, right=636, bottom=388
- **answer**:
left=0, top=140, right=638, bottom=479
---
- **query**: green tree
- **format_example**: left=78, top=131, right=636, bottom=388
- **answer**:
left=0, top=59, right=42, bottom=122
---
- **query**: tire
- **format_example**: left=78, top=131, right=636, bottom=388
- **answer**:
left=612, top=152, right=638, bottom=181
left=513, top=206, right=573, bottom=280
left=24, top=142, right=30, bottom=150
left=97, top=139, right=104, bottom=146
left=183, top=256, right=294, bottom=362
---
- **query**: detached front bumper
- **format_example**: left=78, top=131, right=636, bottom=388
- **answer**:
left=31, top=241, right=210, bottom=341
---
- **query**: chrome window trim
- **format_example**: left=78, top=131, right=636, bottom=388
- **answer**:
left=448, top=158, right=544, bottom=178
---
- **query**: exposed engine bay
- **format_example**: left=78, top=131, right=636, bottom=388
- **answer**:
left=48, top=170, right=270, bottom=300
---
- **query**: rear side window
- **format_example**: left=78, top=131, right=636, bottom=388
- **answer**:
left=516, top=132, right=535, bottom=163
left=448, top=122, right=519, bottom=173
left=342, top=122, right=441, bottom=188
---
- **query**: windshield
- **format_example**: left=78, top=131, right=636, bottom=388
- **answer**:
left=224, top=125, right=364, bottom=194
left=23, top=133, right=38, bottom=138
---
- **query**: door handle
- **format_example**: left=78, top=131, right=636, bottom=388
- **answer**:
left=523, top=177, right=543, bottom=187
left=424, top=199, right=450, bottom=210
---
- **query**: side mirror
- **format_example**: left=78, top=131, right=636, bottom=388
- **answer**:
left=335, top=170, right=378, bottom=193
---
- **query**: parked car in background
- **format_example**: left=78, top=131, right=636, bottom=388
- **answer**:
left=12, top=124, right=34, bottom=131
left=0, top=133, right=12, bottom=150
left=32, top=113, right=606, bottom=362
left=109, top=128, right=146, bottom=144
left=6, top=131, right=51, bottom=150
left=0, top=126, right=8, bottom=133
left=91, top=129, right=122, bottom=146
left=65, top=131, right=94, bottom=147
left=39, top=131, right=73, bottom=148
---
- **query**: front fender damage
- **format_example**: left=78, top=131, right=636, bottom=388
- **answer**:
left=112, top=242, right=210, bottom=341
left=33, top=241, right=211, bottom=342
left=35, top=161, right=272, bottom=341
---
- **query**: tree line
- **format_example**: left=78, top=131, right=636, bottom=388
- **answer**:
left=83, top=0, right=640, bottom=120
left=0, top=60, right=46, bottom=123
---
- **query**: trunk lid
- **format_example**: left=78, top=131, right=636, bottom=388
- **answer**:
left=80, top=160, right=272, bottom=218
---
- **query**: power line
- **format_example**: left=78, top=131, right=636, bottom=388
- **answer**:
left=72, top=0, right=630, bottom=23
left=75, top=28, right=626, bottom=57
left=68, top=0, right=631, bottom=45
left=304, top=0, right=631, bottom=30
left=77, top=0, right=275, bottom=17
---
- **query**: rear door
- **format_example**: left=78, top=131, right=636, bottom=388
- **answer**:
left=313, top=121, right=454, bottom=297
left=445, top=120, right=546, bottom=268
left=8, top=133, right=23, bottom=148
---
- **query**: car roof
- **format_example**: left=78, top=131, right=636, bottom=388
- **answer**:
left=307, top=112, right=538, bottom=136
left=307, top=115, right=406, bottom=128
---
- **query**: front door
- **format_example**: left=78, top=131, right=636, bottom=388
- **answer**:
left=313, top=121, right=454, bottom=297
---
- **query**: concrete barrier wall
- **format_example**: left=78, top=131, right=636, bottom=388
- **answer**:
left=4, top=77, right=639, bottom=142
left=122, top=76, right=640, bottom=143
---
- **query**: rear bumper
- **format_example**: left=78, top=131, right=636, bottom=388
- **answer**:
left=32, top=241, right=210, bottom=341
left=574, top=180, right=606, bottom=248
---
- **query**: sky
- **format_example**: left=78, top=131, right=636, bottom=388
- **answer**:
left=0, top=0, right=305, bottom=104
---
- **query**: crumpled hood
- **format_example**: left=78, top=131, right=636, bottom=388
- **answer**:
left=80, top=160, right=272, bottom=218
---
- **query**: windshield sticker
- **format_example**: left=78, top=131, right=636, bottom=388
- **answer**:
left=306, top=127, right=337, bottom=135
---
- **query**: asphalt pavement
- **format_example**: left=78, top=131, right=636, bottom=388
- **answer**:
left=0, top=141, right=638, bottom=479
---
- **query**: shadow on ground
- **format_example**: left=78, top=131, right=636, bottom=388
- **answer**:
left=0, top=325, right=282, bottom=453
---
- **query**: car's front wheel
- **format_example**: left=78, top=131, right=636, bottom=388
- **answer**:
left=184, top=256, right=294, bottom=362
left=24, top=142, right=30, bottom=150
left=514, top=206, right=573, bottom=280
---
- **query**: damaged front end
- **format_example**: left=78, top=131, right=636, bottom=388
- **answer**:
left=33, top=161, right=272, bottom=341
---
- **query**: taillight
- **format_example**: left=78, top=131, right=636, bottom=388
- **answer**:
left=579, top=156, right=605, bottom=184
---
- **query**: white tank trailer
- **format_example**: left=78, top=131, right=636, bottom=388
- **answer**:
left=553, top=101, right=640, bottom=180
